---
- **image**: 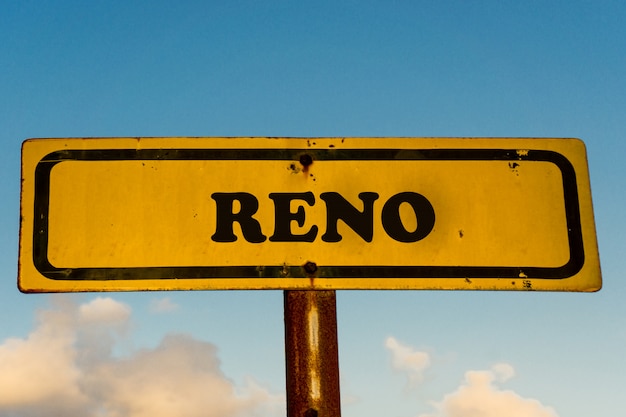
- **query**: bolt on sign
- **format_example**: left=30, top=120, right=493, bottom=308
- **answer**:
left=19, top=137, right=601, bottom=292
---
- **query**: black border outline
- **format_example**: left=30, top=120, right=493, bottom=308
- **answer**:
left=33, top=148, right=584, bottom=281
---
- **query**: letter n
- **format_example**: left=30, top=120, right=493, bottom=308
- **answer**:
left=320, top=192, right=379, bottom=242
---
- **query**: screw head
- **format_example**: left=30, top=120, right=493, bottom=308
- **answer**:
left=303, top=261, right=318, bottom=275
left=299, top=153, right=313, bottom=167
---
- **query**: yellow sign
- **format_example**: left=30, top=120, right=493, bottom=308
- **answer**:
left=19, top=137, right=601, bottom=292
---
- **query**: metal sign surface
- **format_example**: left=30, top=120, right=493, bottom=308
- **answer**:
left=19, top=137, right=601, bottom=292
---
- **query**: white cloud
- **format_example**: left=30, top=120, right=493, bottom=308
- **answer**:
left=0, top=296, right=283, bottom=417
left=385, top=336, right=431, bottom=384
left=0, top=296, right=88, bottom=416
left=149, top=297, right=179, bottom=313
left=419, top=363, right=559, bottom=417
left=491, top=362, right=515, bottom=383
left=85, top=334, right=281, bottom=417
left=79, top=297, right=131, bottom=324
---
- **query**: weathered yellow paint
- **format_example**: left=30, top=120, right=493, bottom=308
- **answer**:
left=19, top=137, right=601, bottom=292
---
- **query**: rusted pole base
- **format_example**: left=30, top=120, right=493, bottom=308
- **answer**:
left=284, top=290, right=341, bottom=417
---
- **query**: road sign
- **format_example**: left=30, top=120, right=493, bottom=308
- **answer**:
left=19, top=137, right=601, bottom=292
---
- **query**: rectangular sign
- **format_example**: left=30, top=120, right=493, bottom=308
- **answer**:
left=19, top=137, right=601, bottom=292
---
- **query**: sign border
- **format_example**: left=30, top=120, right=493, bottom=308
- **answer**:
left=32, top=147, right=584, bottom=282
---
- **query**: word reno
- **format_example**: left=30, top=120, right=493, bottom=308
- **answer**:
left=210, top=191, right=435, bottom=243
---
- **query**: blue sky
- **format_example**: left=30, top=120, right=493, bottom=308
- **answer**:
left=1, top=1, right=625, bottom=416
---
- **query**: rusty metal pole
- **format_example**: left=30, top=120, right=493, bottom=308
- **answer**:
left=284, top=290, right=341, bottom=417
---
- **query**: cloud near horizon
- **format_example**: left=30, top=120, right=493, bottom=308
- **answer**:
left=385, top=336, right=431, bottom=385
left=419, top=363, right=559, bottom=417
left=0, top=296, right=283, bottom=417
left=0, top=299, right=562, bottom=417
left=384, top=337, right=559, bottom=417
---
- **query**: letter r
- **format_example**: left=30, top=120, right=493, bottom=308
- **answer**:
left=211, top=193, right=267, bottom=243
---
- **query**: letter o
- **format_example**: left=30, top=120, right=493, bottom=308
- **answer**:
left=381, top=192, right=435, bottom=242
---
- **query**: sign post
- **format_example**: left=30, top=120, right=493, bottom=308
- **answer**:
left=284, top=290, right=341, bottom=417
